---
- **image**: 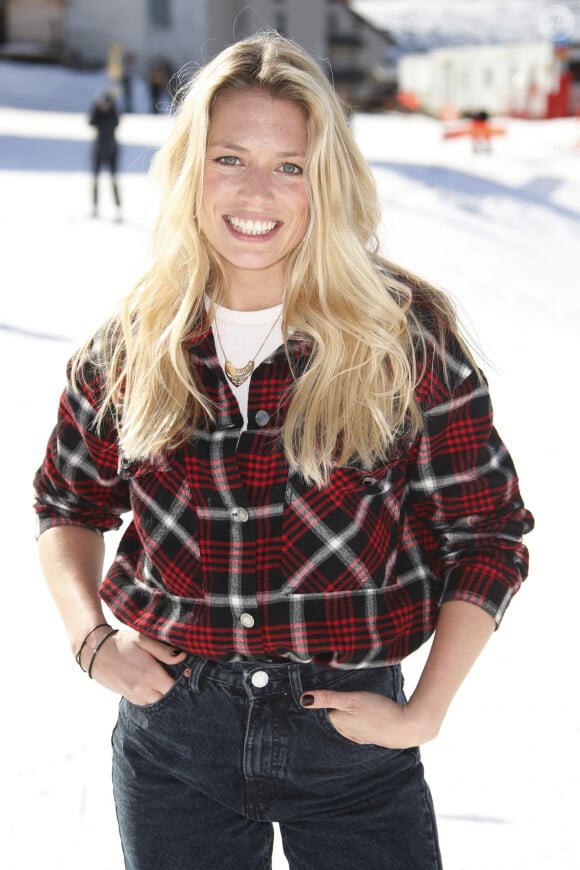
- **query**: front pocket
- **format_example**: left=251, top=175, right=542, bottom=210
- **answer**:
left=122, top=661, right=191, bottom=716
left=305, top=663, right=405, bottom=749
left=317, top=708, right=381, bottom=750
left=311, top=668, right=413, bottom=759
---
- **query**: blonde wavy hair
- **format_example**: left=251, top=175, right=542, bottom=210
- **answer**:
left=80, top=31, right=468, bottom=487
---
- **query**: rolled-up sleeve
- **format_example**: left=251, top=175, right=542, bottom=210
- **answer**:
left=33, top=355, right=130, bottom=537
left=407, top=365, right=534, bottom=626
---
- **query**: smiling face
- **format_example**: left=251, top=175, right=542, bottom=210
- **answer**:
left=200, top=87, right=310, bottom=310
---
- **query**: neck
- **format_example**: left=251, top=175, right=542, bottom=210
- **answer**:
left=221, top=273, right=284, bottom=311
left=222, top=292, right=284, bottom=312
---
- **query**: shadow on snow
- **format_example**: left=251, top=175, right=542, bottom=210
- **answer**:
left=369, top=160, right=580, bottom=224
left=0, top=135, right=157, bottom=173
left=0, top=322, right=71, bottom=342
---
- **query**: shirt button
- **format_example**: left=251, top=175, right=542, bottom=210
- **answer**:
left=251, top=670, right=269, bottom=688
left=230, top=507, right=249, bottom=522
left=255, top=410, right=270, bottom=426
left=240, top=612, right=255, bottom=628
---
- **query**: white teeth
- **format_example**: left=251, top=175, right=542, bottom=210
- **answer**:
left=227, top=216, right=277, bottom=235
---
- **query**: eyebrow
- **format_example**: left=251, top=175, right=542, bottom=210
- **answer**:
left=207, top=140, right=306, bottom=159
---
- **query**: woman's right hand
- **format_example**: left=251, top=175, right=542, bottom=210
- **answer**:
left=37, top=527, right=187, bottom=705
left=79, top=626, right=186, bottom=705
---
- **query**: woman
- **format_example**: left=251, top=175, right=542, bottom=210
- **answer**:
left=34, top=33, right=533, bottom=870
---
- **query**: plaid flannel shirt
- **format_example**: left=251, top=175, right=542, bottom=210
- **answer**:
left=33, top=312, right=534, bottom=668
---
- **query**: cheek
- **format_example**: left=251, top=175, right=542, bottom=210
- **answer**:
left=199, top=184, right=222, bottom=235
left=200, top=173, right=225, bottom=212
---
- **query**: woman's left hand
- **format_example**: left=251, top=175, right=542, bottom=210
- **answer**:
left=300, top=689, right=437, bottom=749
left=301, top=602, right=497, bottom=750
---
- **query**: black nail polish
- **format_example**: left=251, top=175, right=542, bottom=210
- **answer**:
left=301, top=694, right=315, bottom=707
left=170, top=648, right=182, bottom=657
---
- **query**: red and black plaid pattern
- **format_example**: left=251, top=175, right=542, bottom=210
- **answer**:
left=34, top=320, right=533, bottom=667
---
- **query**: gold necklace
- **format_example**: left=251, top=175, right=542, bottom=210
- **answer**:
left=213, top=310, right=283, bottom=387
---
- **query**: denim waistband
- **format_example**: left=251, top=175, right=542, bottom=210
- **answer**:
left=180, top=655, right=397, bottom=706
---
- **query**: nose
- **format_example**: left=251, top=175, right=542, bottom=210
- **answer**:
left=239, top=164, right=273, bottom=203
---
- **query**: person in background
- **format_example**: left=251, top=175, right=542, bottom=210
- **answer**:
left=148, top=59, right=170, bottom=113
left=89, top=91, right=122, bottom=220
left=34, top=32, right=534, bottom=870
left=122, top=51, right=136, bottom=114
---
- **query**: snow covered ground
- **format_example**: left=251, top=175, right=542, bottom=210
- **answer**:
left=351, top=0, right=580, bottom=48
left=1, top=60, right=579, bottom=869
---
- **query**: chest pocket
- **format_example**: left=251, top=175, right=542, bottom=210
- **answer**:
left=118, top=450, right=203, bottom=598
left=118, top=452, right=171, bottom=479
left=280, top=466, right=401, bottom=595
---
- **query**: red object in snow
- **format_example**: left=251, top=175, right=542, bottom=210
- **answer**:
left=546, top=70, right=572, bottom=118
left=397, top=91, right=420, bottom=110
left=443, top=114, right=507, bottom=151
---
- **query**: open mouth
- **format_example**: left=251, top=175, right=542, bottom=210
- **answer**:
left=226, top=215, right=279, bottom=236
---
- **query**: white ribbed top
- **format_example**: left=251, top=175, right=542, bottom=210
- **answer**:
left=212, top=302, right=284, bottom=426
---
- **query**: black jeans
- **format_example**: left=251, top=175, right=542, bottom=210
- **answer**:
left=112, top=657, right=442, bottom=869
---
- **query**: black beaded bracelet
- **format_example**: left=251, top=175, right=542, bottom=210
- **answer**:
left=87, top=628, right=119, bottom=679
left=75, top=623, right=111, bottom=671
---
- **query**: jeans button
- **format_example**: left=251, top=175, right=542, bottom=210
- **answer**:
left=251, top=670, right=269, bottom=688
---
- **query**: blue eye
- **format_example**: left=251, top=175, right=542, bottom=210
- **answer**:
left=217, top=155, right=240, bottom=166
left=280, top=162, right=302, bottom=175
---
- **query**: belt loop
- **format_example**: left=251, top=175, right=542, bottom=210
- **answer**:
left=187, top=657, right=207, bottom=693
left=288, top=663, right=304, bottom=708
